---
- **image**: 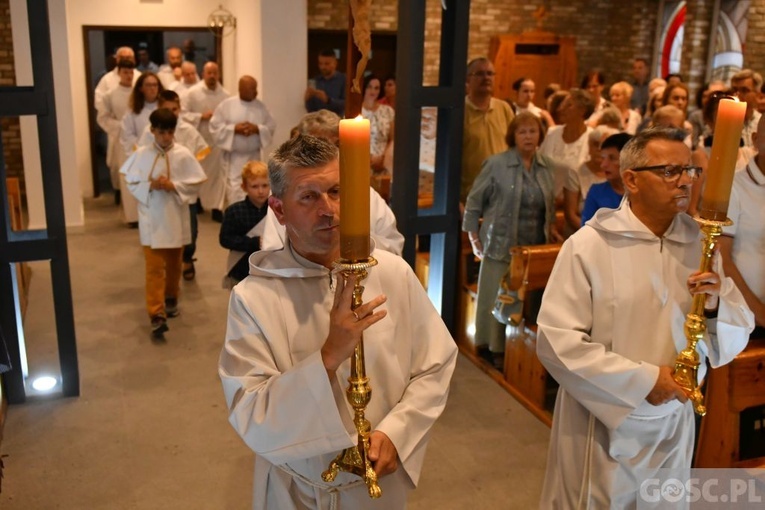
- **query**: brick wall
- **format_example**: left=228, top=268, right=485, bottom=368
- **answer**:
left=307, top=0, right=659, bottom=89
left=0, top=0, right=23, bottom=187
left=744, top=0, right=765, bottom=72
left=681, top=0, right=714, bottom=105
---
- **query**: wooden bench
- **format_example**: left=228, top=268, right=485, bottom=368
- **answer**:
left=502, top=244, right=561, bottom=416
left=695, top=337, right=765, bottom=468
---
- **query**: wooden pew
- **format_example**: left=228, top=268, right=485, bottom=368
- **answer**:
left=502, top=244, right=561, bottom=418
left=695, top=337, right=765, bottom=468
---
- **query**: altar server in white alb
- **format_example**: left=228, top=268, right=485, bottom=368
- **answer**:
left=536, top=127, right=754, bottom=508
left=219, top=135, right=457, bottom=509
left=209, top=75, right=276, bottom=207
left=183, top=62, right=229, bottom=215
left=121, top=108, right=207, bottom=338
left=96, top=59, right=136, bottom=196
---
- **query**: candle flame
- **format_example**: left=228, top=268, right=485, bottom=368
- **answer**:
left=355, top=115, right=364, bottom=121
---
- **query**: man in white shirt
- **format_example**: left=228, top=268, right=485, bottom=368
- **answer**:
left=183, top=62, right=229, bottom=219
left=210, top=75, right=276, bottom=207
left=537, top=127, right=753, bottom=508
left=721, top=113, right=765, bottom=334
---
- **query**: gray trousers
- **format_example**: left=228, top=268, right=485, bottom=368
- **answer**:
left=474, top=256, right=508, bottom=353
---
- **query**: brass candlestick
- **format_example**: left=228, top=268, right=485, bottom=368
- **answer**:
left=322, top=256, right=381, bottom=499
left=673, top=217, right=732, bottom=416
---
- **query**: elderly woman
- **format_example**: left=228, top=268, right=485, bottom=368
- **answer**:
left=361, top=74, right=395, bottom=174
left=463, top=111, right=557, bottom=370
left=607, top=81, right=641, bottom=134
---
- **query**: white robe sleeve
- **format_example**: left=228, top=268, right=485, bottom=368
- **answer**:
left=209, top=103, right=236, bottom=151
left=372, top=263, right=458, bottom=486
left=96, top=94, right=120, bottom=137
left=120, top=113, right=139, bottom=154
left=219, top=290, right=356, bottom=465
left=700, top=254, right=753, bottom=368
left=536, top=239, right=661, bottom=430
left=256, top=103, right=276, bottom=148
left=170, top=151, right=207, bottom=205
left=120, top=152, right=150, bottom=205
left=369, top=188, right=404, bottom=256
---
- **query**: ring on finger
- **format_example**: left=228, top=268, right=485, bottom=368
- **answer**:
left=352, top=311, right=360, bottom=321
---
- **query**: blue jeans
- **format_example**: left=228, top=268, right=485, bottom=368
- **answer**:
left=183, top=203, right=198, bottom=263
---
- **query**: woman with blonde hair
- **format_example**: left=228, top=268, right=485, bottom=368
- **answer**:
left=606, top=81, right=641, bottom=134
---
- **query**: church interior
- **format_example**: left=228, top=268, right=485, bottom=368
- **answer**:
left=2, top=0, right=765, bottom=508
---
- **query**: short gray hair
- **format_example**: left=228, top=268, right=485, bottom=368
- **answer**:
left=295, top=110, right=340, bottom=143
left=620, top=127, right=687, bottom=174
left=731, top=68, right=764, bottom=90
left=268, top=135, right=339, bottom=198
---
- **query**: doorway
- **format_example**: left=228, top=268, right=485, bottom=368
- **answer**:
left=83, top=26, right=221, bottom=197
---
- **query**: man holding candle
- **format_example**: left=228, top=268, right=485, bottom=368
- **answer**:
left=536, top=127, right=754, bottom=508
left=219, top=135, right=457, bottom=509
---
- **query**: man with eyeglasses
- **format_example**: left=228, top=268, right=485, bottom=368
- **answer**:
left=730, top=69, right=763, bottom=149
left=536, top=127, right=754, bottom=508
left=721, top=113, right=765, bottom=338
left=461, top=57, right=514, bottom=202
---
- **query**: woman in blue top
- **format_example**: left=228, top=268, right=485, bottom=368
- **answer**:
left=463, top=111, right=558, bottom=369
left=581, top=133, right=632, bottom=226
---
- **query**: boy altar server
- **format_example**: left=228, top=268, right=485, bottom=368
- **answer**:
left=121, top=108, right=207, bottom=338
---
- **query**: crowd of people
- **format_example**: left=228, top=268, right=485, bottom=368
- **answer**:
left=95, top=42, right=765, bottom=508
left=460, top=54, right=762, bottom=508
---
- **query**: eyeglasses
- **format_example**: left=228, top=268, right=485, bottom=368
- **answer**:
left=632, top=164, right=702, bottom=182
left=469, top=71, right=495, bottom=78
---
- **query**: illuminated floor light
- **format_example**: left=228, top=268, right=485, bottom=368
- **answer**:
left=31, top=376, right=58, bottom=392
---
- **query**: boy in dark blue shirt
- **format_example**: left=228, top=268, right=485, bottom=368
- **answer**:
left=219, top=161, right=270, bottom=286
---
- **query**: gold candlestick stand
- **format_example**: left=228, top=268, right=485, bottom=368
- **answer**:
left=673, top=217, right=732, bottom=416
left=322, top=256, right=382, bottom=499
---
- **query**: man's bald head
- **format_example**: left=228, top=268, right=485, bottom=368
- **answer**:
left=180, top=61, right=198, bottom=85
left=166, top=46, right=183, bottom=68
left=115, top=46, right=135, bottom=64
left=203, top=62, right=219, bottom=89
left=239, top=75, right=258, bottom=102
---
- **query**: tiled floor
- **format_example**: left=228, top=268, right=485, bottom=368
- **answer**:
left=0, top=195, right=549, bottom=509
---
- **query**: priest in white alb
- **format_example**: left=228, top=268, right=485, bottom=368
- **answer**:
left=219, top=135, right=457, bottom=509
left=96, top=59, right=136, bottom=196
left=536, top=127, right=754, bottom=508
left=209, top=75, right=277, bottom=207
left=183, top=62, right=229, bottom=216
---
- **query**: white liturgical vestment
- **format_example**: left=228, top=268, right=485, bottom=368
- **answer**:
left=183, top=82, right=230, bottom=210
left=96, top=83, right=132, bottom=189
left=536, top=202, right=753, bottom=508
left=219, top=245, right=457, bottom=509
left=209, top=96, right=277, bottom=206
left=120, top=143, right=206, bottom=249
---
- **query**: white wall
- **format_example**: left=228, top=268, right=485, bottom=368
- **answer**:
left=10, top=0, right=307, bottom=228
